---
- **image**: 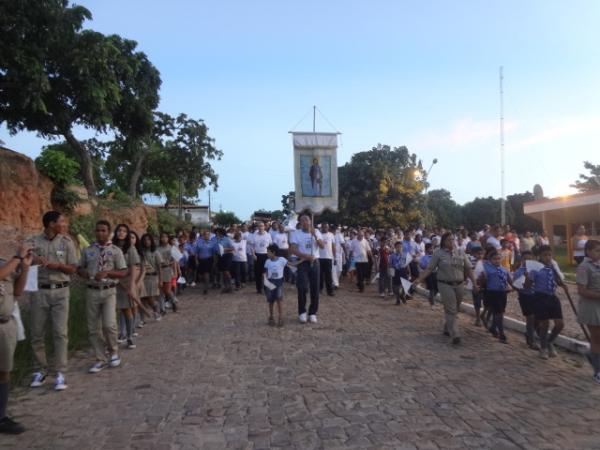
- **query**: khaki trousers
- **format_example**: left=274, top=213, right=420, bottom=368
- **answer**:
left=437, top=282, right=464, bottom=339
left=86, top=288, right=118, bottom=362
left=30, top=287, right=70, bottom=373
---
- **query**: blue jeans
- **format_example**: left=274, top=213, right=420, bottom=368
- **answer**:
left=297, top=260, right=320, bottom=316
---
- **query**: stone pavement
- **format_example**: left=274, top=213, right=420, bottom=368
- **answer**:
left=5, top=281, right=600, bottom=450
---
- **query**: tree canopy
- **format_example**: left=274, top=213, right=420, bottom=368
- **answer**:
left=425, top=189, right=463, bottom=230
left=0, top=0, right=161, bottom=195
left=212, top=211, right=241, bottom=227
left=572, top=161, right=600, bottom=192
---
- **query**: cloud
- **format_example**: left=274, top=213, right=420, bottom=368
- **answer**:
left=411, top=118, right=519, bottom=151
left=508, top=115, right=600, bottom=151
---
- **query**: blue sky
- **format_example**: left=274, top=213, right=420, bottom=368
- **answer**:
left=2, top=0, right=599, bottom=219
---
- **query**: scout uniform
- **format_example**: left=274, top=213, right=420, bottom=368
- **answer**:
left=157, top=244, right=174, bottom=283
left=116, top=247, right=141, bottom=309
left=31, top=232, right=78, bottom=375
left=79, top=242, right=126, bottom=363
left=0, top=259, right=18, bottom=373
left=140, top=249, right=162, bottom=298
left=576, top=257, right=600, bottom=326
left=426, top=247, right=471, bottom=340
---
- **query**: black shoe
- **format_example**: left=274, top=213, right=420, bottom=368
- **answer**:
left=327, top=292, right=335, bottom=297
left=443, top=331, right=450, bottom=336
left=395, top=299, right=400, bottom=305
left=499, top=334, right=508, bottom=344
left=0, top=417, right=25, bottom=434
left=489, top=327, right=498, bottom=338
left=452, top=337, right=461, bottom=345
left=203, top=289, right=208, bottom=295
left=172, top=300, right=178, bottom=312
left=268, top=317, right=275, bottom=327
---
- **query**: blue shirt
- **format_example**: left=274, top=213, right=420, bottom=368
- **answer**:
left=483, top=261, right=509, bottom=291
left=512, top=266, right=534, bottom=295
left=183, top=241, right=196, bottom=256
left=218, top=236, right=234, bottom=251
left=529, top=265, right=559, bottom=295
left=389, top=251, right=409, bottom=269
left=419, top=254, right=433, bottom=270
left=402, top=240, right=415, bottom=256
left=195, top=239, right=217, bottom=259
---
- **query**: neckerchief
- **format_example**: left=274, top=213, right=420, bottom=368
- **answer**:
left=93, top=241, right=113, bottom=273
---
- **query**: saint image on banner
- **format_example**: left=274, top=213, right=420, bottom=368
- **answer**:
left=300, top=155, right=331, bottom=197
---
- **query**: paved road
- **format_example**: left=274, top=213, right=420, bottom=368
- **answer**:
left=6, top=281, right=600, bottom=450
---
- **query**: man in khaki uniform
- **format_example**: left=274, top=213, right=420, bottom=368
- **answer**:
left=30, top=211, right=78, bottom=391
left=77, top=220, right=127, bottom=373
left=0, top=245, right=32, bottom=434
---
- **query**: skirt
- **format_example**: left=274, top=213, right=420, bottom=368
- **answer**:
left=577, top=296, right=600, bottom=326
left=116, top=286, right=133, bottom=309
left=160, top=266, right=173, bottom=283
left=141, top=274, right=160, bottom=298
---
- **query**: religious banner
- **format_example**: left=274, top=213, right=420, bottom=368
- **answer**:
left=291, top=132, right=339, bottom=214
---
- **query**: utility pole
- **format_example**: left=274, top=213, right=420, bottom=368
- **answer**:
left=208, top=189, right=212, bottom=224
left=500, top=66, right=506, bottom=226
left=313, top=105, right=316, bottom=132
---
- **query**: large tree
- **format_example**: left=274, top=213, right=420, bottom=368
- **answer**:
left=0, top=0, right=160, bottom=196
left=506, top=192, right=542, bottom=233
left=337, top=144, right=426, bottom=228
left=462, top=197, right=515, bottom=231
left=572, top=161, right=600, bottom=192
left=426, top=189, right=463, bottom=229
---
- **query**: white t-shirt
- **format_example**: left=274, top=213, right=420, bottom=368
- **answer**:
left=273, top=232, right=289, bottom=250
left=232, top=240, right=247, bottom=262
left=290, top=229, right=323, bottom=259
left=253, top=231, right=272, bottom=255
left=350, top=238, right=370, bottom=263
left=269, top=229, right=278, bottom=242
left=264, top=257, right=287, bottom=279
left=334, top=232, right=345, bottom=260
left=244, top=232, right=254, bottom=254
left=319, top=232, right=335, bottom=259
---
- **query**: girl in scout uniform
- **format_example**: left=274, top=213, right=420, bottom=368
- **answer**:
left=576, top=240, right=600, bottom=383
left=113, top=225, right=141, bottom=350
left=157, top=232, right=178, bottom=312
left=140, top=233, right=162, bottom=319
left=0, top=245, right=32, bottom=435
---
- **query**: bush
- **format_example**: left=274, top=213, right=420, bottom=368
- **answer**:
left=69, top=213, right=97, bottom=243
left=156, top=208, right=191, bottom=235
left=51, top=187, right=81, bottom=213
left=35, top=148, right=80, bottom=186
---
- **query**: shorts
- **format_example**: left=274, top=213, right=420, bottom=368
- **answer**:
left=533, top=292, right=563, bottom=321
left=472, top=290, right=483, bottom=310
left=0, top=319, right=17, bottom=372
left=486, top=290, right=507, bottom=314
left=218, top=253, right=233, bottom=272
left=197, top=257, right=213, bottom=275
left=264, top=278, right=284, bottom=303
left=186, top=255, right=197, bottom=270
left=518, top=293, right=535, bottom=317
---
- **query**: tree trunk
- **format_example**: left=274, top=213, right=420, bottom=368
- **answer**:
left=129, top=143, right=148, bottom=199
left=63, top=129, right=96, bottom=197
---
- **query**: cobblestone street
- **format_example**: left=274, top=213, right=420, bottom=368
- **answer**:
left=6, top=282, right=600, bottom=450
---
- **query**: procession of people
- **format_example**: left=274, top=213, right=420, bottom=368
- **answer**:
left=1, top=210, right=599, bottom=435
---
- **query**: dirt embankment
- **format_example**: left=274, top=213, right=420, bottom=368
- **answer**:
left=0, top=146, right=156, bottom=256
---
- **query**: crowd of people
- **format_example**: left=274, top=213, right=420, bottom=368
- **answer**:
left=1, top=211, right=599, bottom=435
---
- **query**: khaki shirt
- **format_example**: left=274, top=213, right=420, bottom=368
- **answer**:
left=79, top=243, right=127, bottom=287
left=33, top=232, right=79, bottom=284
left=120, top=247, right=141, bottom=288
left=157, top=245, right=174, bottom=267
left=0, top=258, right=18, bottom=317
left=576, top=257, right=600, bottom=297
left=427, top=248, right=470, bottom=282
left=142, top=250, right=162, bottom=274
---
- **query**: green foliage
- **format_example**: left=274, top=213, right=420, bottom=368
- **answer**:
left=155, top=209, right=190, bottom=235
left=426, top=189, right=463, bottom=229
left=213, top=211, right=241, bottom=226
left=281, top=191, right=295, bottom=215
left=13, top=283, right=88, bottom=386
left=51, top=187, right=81, bottom=213
left=571, top=161, right=600, bottom=192
left=0, top=0, right=161, bottom=195
left=69, top=213, right=97, bottom=242
left=337, top=144, right=426, bottom=228
left=506, top=192, right=542, bottom=233
left=462, top=197, right=515, bottom=231
left=35, top=147, right=80, bottom=185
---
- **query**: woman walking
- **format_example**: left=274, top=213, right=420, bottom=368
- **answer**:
left=157, top=232, right=178, bottom=312
left=140, top=233, right=162, bottom=320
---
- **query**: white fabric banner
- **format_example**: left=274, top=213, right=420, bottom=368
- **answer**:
left=292, top=132, right=339, bottom=214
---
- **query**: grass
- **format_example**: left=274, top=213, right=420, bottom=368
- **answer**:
left=12, top=283, right=89, bottom=386
left=552, top=245, right=577, bottom=283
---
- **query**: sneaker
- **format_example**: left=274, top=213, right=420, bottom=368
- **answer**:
left=190, top=282, right=196, bottom=287
left=277, top=318, right=284, bottom=327
left=548, top=343, right=557, bottom=358
left=268, top=317, right=275, bottom=326
left=452, top=337, right=461, bottom=345
left=203, top=289, right=208, bottom=295
left=539, top=348, right=549, bottom=360
left=137, top=321, right=145, bottom=328
left=132, top=332, right=139, bottom=338
left=117, top=335, right=126, bottom=344
left=54, top=372, right=67, bottom=391
left=30, top=371, right=46, bottom=388
left=299, top=313, right=308, bottom=323
left=109, top=354, right=121, bottom=368
left=474, top=319, right=482, bottom=327
left=0, top=417, right=25, bottom=435
left=127, top=339, right=136, bottom=349
left=89, top=362, right=106, bottom=374
left=593, top=373, right=600, bottom=384
left=499, top=334, right=508, bottom=344
left=154, top=314, right=162, bottom=322
left=380, top=293, right=385, bottom=298
left=309, top=314, right=318, bottom=324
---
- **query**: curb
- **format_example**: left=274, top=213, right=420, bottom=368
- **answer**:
left=414, top=286, right=590, bottom=355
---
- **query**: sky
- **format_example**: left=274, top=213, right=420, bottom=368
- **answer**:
left=2, top=0, right=600, bottom=219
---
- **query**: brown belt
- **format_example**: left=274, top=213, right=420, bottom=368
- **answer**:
left=146, top=272, right=158, bottom=276
left=87, top=284, right=117, bottom=290
left=438, top=279, right=463, bottom=286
